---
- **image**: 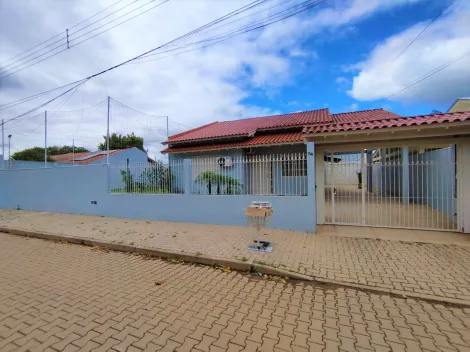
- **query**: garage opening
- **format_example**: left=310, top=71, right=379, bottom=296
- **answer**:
left=324, top=145, right=458, bottom=231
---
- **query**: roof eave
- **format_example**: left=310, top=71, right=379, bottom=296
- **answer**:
left=161, top=140, right=305, bottom=154
left=303, top=120, right=470, bottom=141
left=164, top=133, right=252, bottom=146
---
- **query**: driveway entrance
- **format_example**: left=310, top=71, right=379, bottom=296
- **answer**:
left=323, top=146, right=458, bottom=231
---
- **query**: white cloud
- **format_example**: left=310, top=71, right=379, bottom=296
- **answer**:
left=349, top=103, right=359, bottom=111
left=336, top=77, right=349, bottom=85
left=0, top=0, right=431, bottom=158
left=348, top=0, right=470, bottom=104
left=308, top=0, right=423, bottom=29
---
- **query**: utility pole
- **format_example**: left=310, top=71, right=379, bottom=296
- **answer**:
left=106, top=96, right=110, bottom=164
left=66, top=29, right=70, bottom=49
left=44, top=111, right=48, bottom=168
left=72, top=139, right=75, bottom=165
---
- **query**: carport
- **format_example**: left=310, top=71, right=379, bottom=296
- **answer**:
left=305, top=112, right=470, bottom=233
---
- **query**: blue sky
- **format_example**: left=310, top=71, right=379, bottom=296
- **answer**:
left=241, top=0, right=468, bottom=117
left=0, top=0, right=469, bottom=156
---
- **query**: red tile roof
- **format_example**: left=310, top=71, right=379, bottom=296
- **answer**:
left=51, top=150, right=124, bottom=164
left=162, top=132, right=303, bottom=153
left=166, top=108, right=331, bottom=144
left=332, top=108, right=400, bottom=123
left=303, top=111, right=470, bottom=134
left=51, top=152, right=90, bottom=162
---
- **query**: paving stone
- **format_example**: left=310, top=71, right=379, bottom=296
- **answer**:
left=1, top=233, right=469, bottom=352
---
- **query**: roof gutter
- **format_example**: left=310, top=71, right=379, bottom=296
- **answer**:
left=163, top=133, right=251, bottom=146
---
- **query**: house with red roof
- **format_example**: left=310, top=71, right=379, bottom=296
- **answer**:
left=50, top=147, right=150, bottom=165
left=162, top=107, right=470, bottom=234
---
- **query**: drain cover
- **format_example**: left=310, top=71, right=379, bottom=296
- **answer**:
left=248, top=240, right=273, bottom=252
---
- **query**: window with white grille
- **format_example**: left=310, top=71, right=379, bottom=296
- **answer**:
left=281, top=158, right=307, bottom=176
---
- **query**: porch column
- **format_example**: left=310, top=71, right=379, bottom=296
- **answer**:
left=366, top=150, right=373, bottom=192
left=307, top=141, right=317, bottom=234
left=380, top=148, right=387, bottom=194
left=402, top=147, right=410, bottom=205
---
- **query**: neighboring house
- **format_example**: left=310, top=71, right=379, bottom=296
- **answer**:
left=50, top=147, right=149, bottom=165
left=162, top=106, right=470, bottom=233
left=4, top=147, right=149, bottom=169
left=50, top=148, right=151, bottom=191
left=448, top=97, right=470, bottom=113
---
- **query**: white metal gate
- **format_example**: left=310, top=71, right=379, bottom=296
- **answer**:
left=324, top=146, right=459, bottom=231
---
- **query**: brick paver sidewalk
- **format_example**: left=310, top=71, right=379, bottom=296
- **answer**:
left=1, top=210, right=470, bottom=303
left=1, top=233, right=470, bottom=352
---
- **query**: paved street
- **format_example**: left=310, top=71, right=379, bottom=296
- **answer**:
left=1, top=233, right=470, bottom=352
left=1, top=210, right=470, bottom=303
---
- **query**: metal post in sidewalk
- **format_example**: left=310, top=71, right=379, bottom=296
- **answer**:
left=106, top=96, right=110, bottom=164
left=44, top=111, right=47, bottom=168
left=1, top=119, right=4, bottom=169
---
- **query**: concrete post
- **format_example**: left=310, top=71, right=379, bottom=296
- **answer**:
left=315, top=150, right=325, bottom=225
left=402, top=147, right=410, bottom=205
left=183, top=159, right=192, bottom=195
left=307, top=141, right=317, bottom=234
left=380, top=148, right=386, bottom=194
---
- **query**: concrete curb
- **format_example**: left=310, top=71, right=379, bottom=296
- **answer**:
left=1, top=226, right=469, bottom=307
left=0, top=227, right=309, bottom=281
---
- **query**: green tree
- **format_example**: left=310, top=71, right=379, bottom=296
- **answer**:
left=194, top=170, right=242, bottom=195
left=138, top=161, right=175, bottom=193
left=118, top=161, right=180, bottom=194
left=47, top=145, right=88, bottom=155
left=119, top=169, right=135, bottom=193
left=11, top=145, right=89, bottom=161
left=98, top=133, right=144, bottom=152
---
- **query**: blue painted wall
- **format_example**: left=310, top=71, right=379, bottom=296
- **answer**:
left=370, top=147, right=456, bottom=221
left=90, top=147, right=148, bottom=164
left=0, top=164, right=315, bottom=232
left=5, top=160, right=48, bottom=169
left=409, top=147, right=456, bottom=220
left=371, top=151, right=402, bottom=197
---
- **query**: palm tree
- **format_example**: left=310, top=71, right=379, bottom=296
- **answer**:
left=195, top=171, right=221, bottom=195
left=195, top=171, right=242, bottom=195
left=222, top=174, right=242, bottom=194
